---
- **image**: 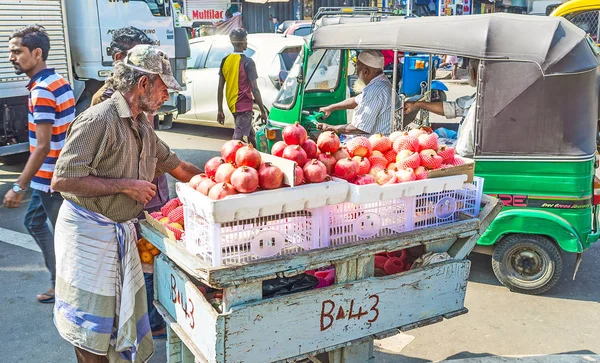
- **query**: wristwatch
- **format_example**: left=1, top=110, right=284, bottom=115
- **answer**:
left=12, top=183, right=27, bottom=194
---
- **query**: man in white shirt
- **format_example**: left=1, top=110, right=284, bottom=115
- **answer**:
left=404, top=59, right=480, bottom=157
left=317, top=50, right=395, bottom=136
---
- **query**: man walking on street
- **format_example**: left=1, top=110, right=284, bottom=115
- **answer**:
left=51, top=45, right=202, bottom=362
left=91, top=26, right=169, bottom=340
left=4, top=25, right=75, bottom=304
left=217, top=28, right=267, bottom=146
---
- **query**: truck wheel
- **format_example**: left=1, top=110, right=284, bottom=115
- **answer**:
left=491, top=234, right=563, bottom=295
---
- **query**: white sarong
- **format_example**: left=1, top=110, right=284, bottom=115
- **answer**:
left=53, top=200, right=154, bottom=362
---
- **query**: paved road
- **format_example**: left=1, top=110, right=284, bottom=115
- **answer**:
left=1, top=83, right=598, bottom=362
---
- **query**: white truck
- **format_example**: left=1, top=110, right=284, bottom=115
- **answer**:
left=0, top=0, right=190, bottom=163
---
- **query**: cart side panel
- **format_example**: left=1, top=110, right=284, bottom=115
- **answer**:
left=223, top=259, right=470, bottom=362
left=155, top=255, right=222, bottom=363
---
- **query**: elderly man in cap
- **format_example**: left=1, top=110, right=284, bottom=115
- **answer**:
left=318, top=50, right=394, bottom=136
left=51, top=45, right=202, bottom=363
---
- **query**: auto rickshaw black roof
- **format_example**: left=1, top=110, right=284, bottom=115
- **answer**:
left=312, top=13, right=600, bottom=159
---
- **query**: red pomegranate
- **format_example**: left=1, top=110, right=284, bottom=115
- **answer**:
left=235, top=144, right=262, bottom=170
left=333, top=158, right=359, bottom=182
left=188, top=173, right=207, bottom=189
left=221, top=140, right=245, bottom=163
left=258, top=162, right=283, bottom=190
left=204, top=157, right=225, bottom=178
left=303, top=159, right=328, bottom=183
left=294, top=165, right=304, bottom=185
left=332, top=147, right=350, bottom=161
left=396, top=168, right=416, bottom=183
left=301, top=139, right=319, bottom=160
left=197, top=177, right=217, bottom=195
left=215, top=162, right=236, bottom=183
left=354, top=174, right=376, bottom=185
left=317, top=152, right=337, bottom=175
left=414, top=166, right=429, bottom=180
left=208, top=182, right=238, bottom=200
left=352, top=156, right=371, bottom=175
left=282, top=145, right=308, bottom=167
left=271, top=141, right=287, bottom=157
left=317, top=131, right=341, bottom=154
left=282, top=122, right=308, bottom=145
left=230, top=166, right=259, bottom=193
left=376, top=169, right=396, bottom=185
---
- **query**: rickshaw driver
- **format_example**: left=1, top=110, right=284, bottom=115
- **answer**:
left=316, top=50, right=393, bottom=136
left=404, top=59, right=480, bottom=157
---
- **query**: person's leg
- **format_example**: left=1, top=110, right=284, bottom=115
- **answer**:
left=24, top=190, right=57, bottom=300
left=40, top=191, right=64, bottom=229
left=74, top=347, right=109, bottom=363
left=144, top=272, right=166, bottom=336
left=232, top=111, right=256, bottom=146
left=451, top=63, right=458, bottom=80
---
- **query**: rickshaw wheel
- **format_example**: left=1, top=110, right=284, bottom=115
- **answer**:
left=491, top=234, right=563, bottom=295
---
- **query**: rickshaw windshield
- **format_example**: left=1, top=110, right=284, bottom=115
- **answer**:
left=304, top=49, right=342, bottom=92
left=273, top=50, right=304, bottom=110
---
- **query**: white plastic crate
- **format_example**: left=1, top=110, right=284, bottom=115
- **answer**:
left=183, top=206, right=322, bottom=266
left=322, top=177, right=484, bottom=246
left=413, top=176, right=484, bottom=229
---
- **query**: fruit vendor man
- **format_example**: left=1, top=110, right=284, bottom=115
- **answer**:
left=51, top=45, right=202, bottom=362
left=403, top=59, right=479, bottom=157
left=317, top=50, right=395, bottom=137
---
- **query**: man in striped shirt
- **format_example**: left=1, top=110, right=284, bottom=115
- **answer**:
left=4, top=25, right=75, bottom=304
left=318, top=50, right=394, bottom=137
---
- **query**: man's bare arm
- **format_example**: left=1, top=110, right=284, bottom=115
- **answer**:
left=169, top=160, right=203, bottom=183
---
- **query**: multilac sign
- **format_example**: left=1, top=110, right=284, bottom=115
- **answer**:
left=185, top=0, right=229, bottom=21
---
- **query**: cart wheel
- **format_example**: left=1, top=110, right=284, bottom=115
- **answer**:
left=491, top=234, right=562, bottom=295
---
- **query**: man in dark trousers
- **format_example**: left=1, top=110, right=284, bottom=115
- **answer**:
left=217, top=28, right=267, bottom=146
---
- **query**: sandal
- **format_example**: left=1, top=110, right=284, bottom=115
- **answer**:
left=37, top=291, right=55, bottom=304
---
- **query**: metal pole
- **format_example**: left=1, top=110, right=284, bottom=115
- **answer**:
left=424, top=54, right=433, bottom=126
left=407, top=0, right=412, bottom=16
left=391, top=50, right=398, bottom=132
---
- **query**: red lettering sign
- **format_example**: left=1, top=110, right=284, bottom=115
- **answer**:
left=320, top=295, right=380, bottom=331
left=191, top=9, right=224, bottom=20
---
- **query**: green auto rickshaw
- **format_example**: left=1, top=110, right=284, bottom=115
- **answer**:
left=258, top=13, right=600, bottom=294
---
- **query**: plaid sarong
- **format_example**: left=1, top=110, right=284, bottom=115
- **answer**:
left=53, top=201, right=154, bottom=362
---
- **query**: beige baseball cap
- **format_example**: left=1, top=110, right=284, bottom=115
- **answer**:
left=358, top=50, right=385, bottom=69
left=123, top=44, right=182, bottom=91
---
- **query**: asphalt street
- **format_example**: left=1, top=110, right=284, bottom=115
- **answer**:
left=0, top=83, right=598, bottom=362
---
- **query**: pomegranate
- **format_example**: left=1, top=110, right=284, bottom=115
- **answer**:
left=376, top=169, right=395, bottom=185
left=235, top=144, right=262, bottom=170
left=282, top=145, right=308, bottom=167
left=197, top=177, right=217, bottom=195
left=231, top=166, right=259, bottom=193
left=221, top=140, right=245, bottom=163
left=396, top=150, right=421, bottom=170
left=271, top=141, right=288, bottom=157
left=387, top=162, right=398, bottom=171
left=393, top=134, right=420, bottom=153
left=282, top=122, right=308, bottom=145
left=370, top=150, right=384, bottom=158
left=346, top=136, right=372, bottom=157
left=303, top=159, right=328, bottom=183
left=333, top=158, right=359, bottom=181
left=389, top=131, right=405, bottom=143
left=354, top=174, right=376, bottom=185
left=414, top=166, right=429, bottom=180
left=418, top=133, right=439, bottom=151
left=383, top=149, right=397, bottom=163
left=369, top=134, right=392, bottom=153
left=258, top=162, right=284, bottom=190
left=450, top=156, right=465, bottom=166
left=369, top=167, right=384, bottom=178
left=396, top=168, right=416, bottom=183
left=317, top=152, right=337, bottom=175
left=204, top=157, right=226, bottom=178
left=208, top=182, right=238, bottom=200
left=215, top=162, right=236, bottom=183
left=419, top=149, right=443, bottom=169
left=437, top=146, right=455, bottom=164
left=352, top=156, right=371, bottom=175
left=294, top=165, right=304, bottom=185
left=332, top=147, right=350, bottom=161
left=368, top=155, right=388, bottom=171
left=408, top=128, right=426, bottom=138
left=189, top=173, right=207, bottom=189
left=301, top=139, right=319, bottom=160
left=317, top=131, right=341, bottom=153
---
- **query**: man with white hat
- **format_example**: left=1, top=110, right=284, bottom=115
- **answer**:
left=318, top=50, right=394, bottom=136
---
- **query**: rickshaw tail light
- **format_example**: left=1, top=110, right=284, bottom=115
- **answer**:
left=267, top=129, right=277, bottom=140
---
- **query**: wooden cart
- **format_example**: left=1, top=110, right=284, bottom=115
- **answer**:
left=141, top=195, right=502, bottom=363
